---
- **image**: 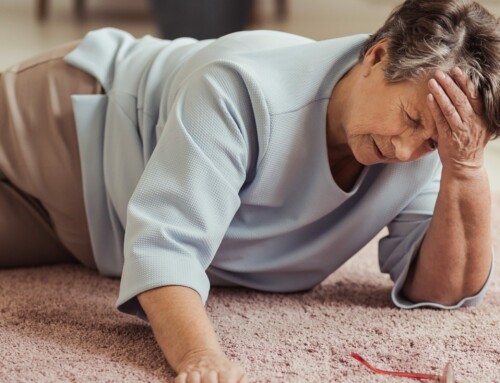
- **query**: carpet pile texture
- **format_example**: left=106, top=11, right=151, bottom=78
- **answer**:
left=1, top=194, right=499, bottom=382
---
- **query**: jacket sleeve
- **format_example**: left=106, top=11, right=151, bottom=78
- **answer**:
left=115, top=65, right=259, bottom=320
left=378, top=164, right=495, bottom=310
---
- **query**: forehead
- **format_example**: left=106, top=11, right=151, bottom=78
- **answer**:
left=397, top=76, right=430, bottom=104
left=397, top=77, right=436, bottom=129
left=398, top=79, right=431, bottom=112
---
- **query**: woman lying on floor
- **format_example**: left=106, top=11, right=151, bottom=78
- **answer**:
left=1, top=0, right=498, bottom=381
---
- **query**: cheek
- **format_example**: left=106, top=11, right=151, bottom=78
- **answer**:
left=346, top=119, right=378, bottom=138
left=348, top=135, right=378, bottom=165
left=347, top=100, right=403, bottom=137
left=347, top=113, right=392, bottom=137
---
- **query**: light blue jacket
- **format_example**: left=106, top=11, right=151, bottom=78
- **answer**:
left=64, top=28, right=494, bottom=320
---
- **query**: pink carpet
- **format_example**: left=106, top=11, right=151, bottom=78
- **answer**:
left=1, top=194, right=499, bottom=382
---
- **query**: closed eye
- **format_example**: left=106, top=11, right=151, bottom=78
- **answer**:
left=400, top=99, right=422, bottom=129
left=405, top=111, right=421, bottom=128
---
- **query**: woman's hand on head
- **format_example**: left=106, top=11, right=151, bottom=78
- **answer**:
left=175, top=349, right=248, bottom=383
left=426, top=67, right=491, bottom=177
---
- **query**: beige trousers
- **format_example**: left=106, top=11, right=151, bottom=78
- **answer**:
left=0, top=41, right=102, bottom=269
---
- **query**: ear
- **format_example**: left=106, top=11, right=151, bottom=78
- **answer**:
left=361, top=38, right=389, bottom=77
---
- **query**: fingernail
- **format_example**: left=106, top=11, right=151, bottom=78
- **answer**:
left=429, top=78, right=439, bottom=89
left=436, top=70, right=446, bottom=80
left=451, top=67, right=462, bottom=77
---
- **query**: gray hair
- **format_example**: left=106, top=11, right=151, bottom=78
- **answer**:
left=361, top=0, right=500, bottom=138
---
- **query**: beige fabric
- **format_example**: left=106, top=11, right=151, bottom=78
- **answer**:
left=0, top=41, right=102, bottom=269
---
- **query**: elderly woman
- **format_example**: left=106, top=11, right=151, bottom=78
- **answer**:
left=0, top=0, right=498, bottom=381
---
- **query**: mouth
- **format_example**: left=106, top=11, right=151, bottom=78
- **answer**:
left=372, top=138, right=387, bottom=160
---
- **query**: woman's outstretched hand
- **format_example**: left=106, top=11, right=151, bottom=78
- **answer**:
left=137, top=286, right=248, bottom=383
left=427, top=67, right=491, bottom=176
left=175, top=349, right=248, bottom=383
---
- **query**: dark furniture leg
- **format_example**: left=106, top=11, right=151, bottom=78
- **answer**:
left=37, top=0, right=49, bottom=21
left=276, top=0, right=288, bottom=20
left=74, top=0, right=85, bottom=20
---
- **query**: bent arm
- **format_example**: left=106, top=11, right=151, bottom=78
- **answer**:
left=403, top=167, right=492, bottom=305
left=403, top=68, right=493, bottom=306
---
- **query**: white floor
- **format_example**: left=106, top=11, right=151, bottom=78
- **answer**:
left=1, top=0, right=499, bottom=190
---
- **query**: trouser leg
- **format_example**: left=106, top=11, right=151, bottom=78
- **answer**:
left=0, top=41, right=103, bottom=269
left=0, top=178, right=76, bottom=267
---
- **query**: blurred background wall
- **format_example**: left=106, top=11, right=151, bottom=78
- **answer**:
left=0, top=0, right=498, bottom=188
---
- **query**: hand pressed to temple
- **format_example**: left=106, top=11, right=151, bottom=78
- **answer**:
left=427, top=67, right=492, bottom=175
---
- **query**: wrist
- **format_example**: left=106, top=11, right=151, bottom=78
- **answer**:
left=439, top=165, right=491, bottom=206
left=441, top=163, right=488, bottom=182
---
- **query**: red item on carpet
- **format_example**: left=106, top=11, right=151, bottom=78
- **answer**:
left=351, top=353, right=455, bottom=382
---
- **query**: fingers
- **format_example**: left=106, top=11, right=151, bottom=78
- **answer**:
left=431, top=68, right=484, bottom=124
left=427, top=93, right=451, bottom=139
left=176, top=369, right=245, bottom=383
left=429, top=71, right=469, bottom=128
left=175, top=353, right=246, bottom=383
left=450, top=67, right=483, bottom=115
left=176, top=371, right=214, bottom=383
left=176, top=372, right=188, bottom=383
left=428, top=77, right=463, bottom=134
left=201, top=370, right=218, bottom=383
left=187, top=371, right=201, bottom=383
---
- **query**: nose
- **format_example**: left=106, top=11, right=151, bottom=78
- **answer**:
left=390, top=135, right=422, bottom=162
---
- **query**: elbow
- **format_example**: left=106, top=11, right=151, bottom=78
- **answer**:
left=403, top=286, right=463, bottom=307
left=402, top=261, right=491, bottom=308
left=402, top=281, right=487, bottom=308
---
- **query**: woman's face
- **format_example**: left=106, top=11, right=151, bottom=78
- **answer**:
left=341, top=46, right=439, bottom=166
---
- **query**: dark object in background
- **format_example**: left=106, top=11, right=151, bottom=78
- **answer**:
left=35, top=0, right=287, bottom=36
left=149, top=0, right=252, bottom=39
left=36, top=0, right=85, bottom=21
